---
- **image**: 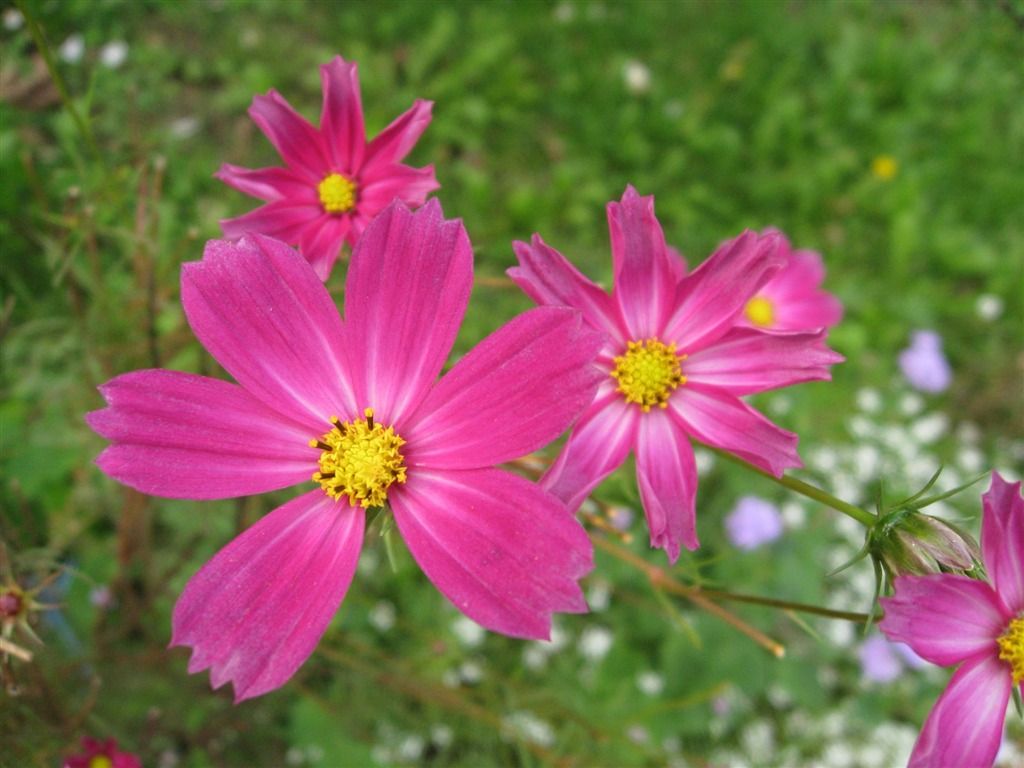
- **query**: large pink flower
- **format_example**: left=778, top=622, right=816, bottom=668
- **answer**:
left=87, top=200, right=603, bottom=702
left=215, top=55, right=439, bottom=280
left=63, top=737, right=141, bottom=768
left=736, top=229, right=843, bottom=333
left=509, top=186, right=843, bottom=562
left=879, top=472, right=1024, bottom=768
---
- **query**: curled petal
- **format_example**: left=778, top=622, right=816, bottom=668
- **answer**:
left=364, top=98, right=435, bottom=168
left=357, top=164, right=440, bottom=212
left=344, top=199, right=472, bottom=422
left=670, top=384, right=800, bottom=477
left=878, top=574, right=1008, bottom=666
left=87, top=370, right=315, bottom=499
left=182, top=234, right=357, bottom=425
left=391, top=468, right=593, bottom=639
left=408, top=307, right=605, bottom=468
left=907, top=653, right=1011, bottom=768
left=171, top=491, right=364, bottom=702
left=318, top=56, right=366, bottom=173
left=635, top=409, right=699, bottom=562
left=981, top=471, right=1024, bottom=613
left=249, top=90, right=329, bottom=177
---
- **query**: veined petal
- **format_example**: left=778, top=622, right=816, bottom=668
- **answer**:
left=171, top=490, right=364, bottom=702
left=357, top=164, right=440, bottom=212
left=670, top=384, right=800, bottom=477
left=343, top=199, right=472, bottom=422
left=298, top=215, right=350, bottom=281
left=391, top=468, right=593, bottom=639
left=907, top=653, right=1011, bottom=768
left=87, top=370, right=316, bottom=499
left=684, top=327, right=842, bottom=395
left=218, top=200, right=322, bottom=244
left=364, top=99, right=435, bottom=168
left=318, top=56, right=366, bottom=173
left=664, top=230, right=783, bottom=353
left=981, top=471, right=1024, bottom=613
left=214, top=163, right=315, bottom=202
left=407, top=307, right=605, bottom=468
left=878, top=574, right=1008, bottom=666
left=249, top=90, right=330, bottom=178
left=182, top=234, right=357, bottom=425
left=635, top=409, right=699, bottom=562
left=543, top=385, right=638, bottom=511
left=607, top=186, right=676, bottom=338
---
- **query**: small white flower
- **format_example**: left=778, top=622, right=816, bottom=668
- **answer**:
left=2, top=8, right=24, bottom=30
left=452, top=615, right=486, bottom=647
left=856, top=387, right=882, bottom=414
left=59, top=34, right=85, bottom=64
left=975, top=293, right=1003, bottom=321
left=578, top=625, right=613, bottom=661
left=368, top=600, right=395, bottom=632
left=636, top=671, right=664, bottom=696
left=622, top=59, right=651, bottom=95
left=99, top=40, right=128, bottom=68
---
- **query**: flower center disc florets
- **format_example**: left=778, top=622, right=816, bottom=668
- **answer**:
left=745, top=295, right=775, bottom=328
left=997, top=616, right=1024, bottom=685
left=310, top=408, right=407, bottom=508
left=317, top=172, right=356, bottom=214
left=611, top=338, right=686, bottom=412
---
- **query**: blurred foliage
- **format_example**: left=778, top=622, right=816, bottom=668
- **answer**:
left=1, top=0, right=1022, bottom=766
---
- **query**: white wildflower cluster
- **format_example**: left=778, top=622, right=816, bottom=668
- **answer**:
left=501, top=710, right=556, bottom=748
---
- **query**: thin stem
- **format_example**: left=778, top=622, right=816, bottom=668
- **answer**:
left=708, top=446, right=876, bottom=528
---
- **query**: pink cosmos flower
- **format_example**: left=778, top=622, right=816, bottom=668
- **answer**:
left=215, top=55, right=439, bottom=280
left=878, top=471, right=1024, bottom=768
left=509, top=186, right=843, bottom=562
left=63, top=737, right=142, bottom=768
left=87, top=199, right=603, bottom=702
left=736, top=230, right=843, bottom=333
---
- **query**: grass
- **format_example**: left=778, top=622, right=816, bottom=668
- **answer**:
left=2, top=1, right=1022, bottom=766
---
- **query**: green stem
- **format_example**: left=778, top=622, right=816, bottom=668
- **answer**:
left=16, top=0, right=102, bottom=162
left=709, top=446, right=876, bottom=528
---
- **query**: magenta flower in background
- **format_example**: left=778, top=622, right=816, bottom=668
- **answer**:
left=898, top=329, right=952, bottom=393
left=63, top=737, right=141, bottom=768
left=879, top=471, right=1024, bottom=768
left=87, top=200, right=603, bottom=702
left=509, top=186, right=843, bottom=562
left=724, top=496, right=784, bottom=550
left=216, top=55, right=439, bottom=280
left=736, top=230, right=843, bottom=333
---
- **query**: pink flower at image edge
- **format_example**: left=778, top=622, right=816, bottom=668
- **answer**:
left=879, top=471, right=1024, bottom=768
left=216, top=55, right=439, bottom=280
left=63, top=737, right=141, bottom=768
left=87, top=199, right=604, bottom=701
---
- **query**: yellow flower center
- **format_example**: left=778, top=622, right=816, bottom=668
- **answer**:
left=744, top=295, right=775, bottom=328
left=997, top=616, right=1024, bottom=685
left=871, top=155, right=898, bottom=180
left=610, top=338, right=686, bottom=412
left=317, top=172, right=356, bottom=214
left=310, top=408, right=407, bottom=507
left=88, top=758, right=113, bottom=768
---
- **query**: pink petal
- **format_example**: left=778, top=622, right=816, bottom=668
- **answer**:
left=213, top=163, right=315, bottom=203
left=318, top=56, right=366, bottom=173
left=171, top=490, right=364, bottom=702
left=218, top=199, right=322, bottom=244
left=390, top=467, right=593, bottom=639
left=297, top=214, right=350, bottom=281
left=670, top=384, right=800, bottom=476
left=907, top=652, right=1011, bottom=768
left=343, top=199, right=472, bottom=422
left=407, top=307, right=604, bottom=468
left=87, top=370, right=316, bottom=499
left=684, top=326, right=842, bottom=395
left=543, top=384, right=638, bottom=511
left=509, top=235, right=625, bottom=345
left=635, top=409, right=699, bottom=562
left=664, top=230, right=783, bottom=353
left=249, top=90, right=329, bottom=178
left=878, top=574, right=1008, bottom=666
left=982, top=472, right=1024, bottom=613
left=356, top=164, right=440, bottom=213
left=182, top=234, right=357, bottom=425
left=607, top=186, right=677, bottom=338
left=363, top=98, right=435, bottom=168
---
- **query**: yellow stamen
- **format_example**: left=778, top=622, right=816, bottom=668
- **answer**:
left=998, top=616, right=1024, bottom=685
left=610, top=338, right=685, bottom=412
left=871, top=155, right=898, bottom=181
left=317, top=172, right=356, bottom=214
left=88, top=758, right=114, bottom=768
left=744, top=295, right=775, bottom=328
left=310, top=408, right=407, bottom=507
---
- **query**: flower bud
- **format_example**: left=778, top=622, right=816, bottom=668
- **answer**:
left=869, top=507, right=981, bottom=582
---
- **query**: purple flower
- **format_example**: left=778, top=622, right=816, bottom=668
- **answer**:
left=859, top=635, right=928, bottom=683
left=898, top=330, right=952, bottom=394
left=723, top=496, right=784, bottom=550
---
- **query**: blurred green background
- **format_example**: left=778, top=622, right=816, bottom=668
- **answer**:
left=2, top=0, right=1022, bottom=766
